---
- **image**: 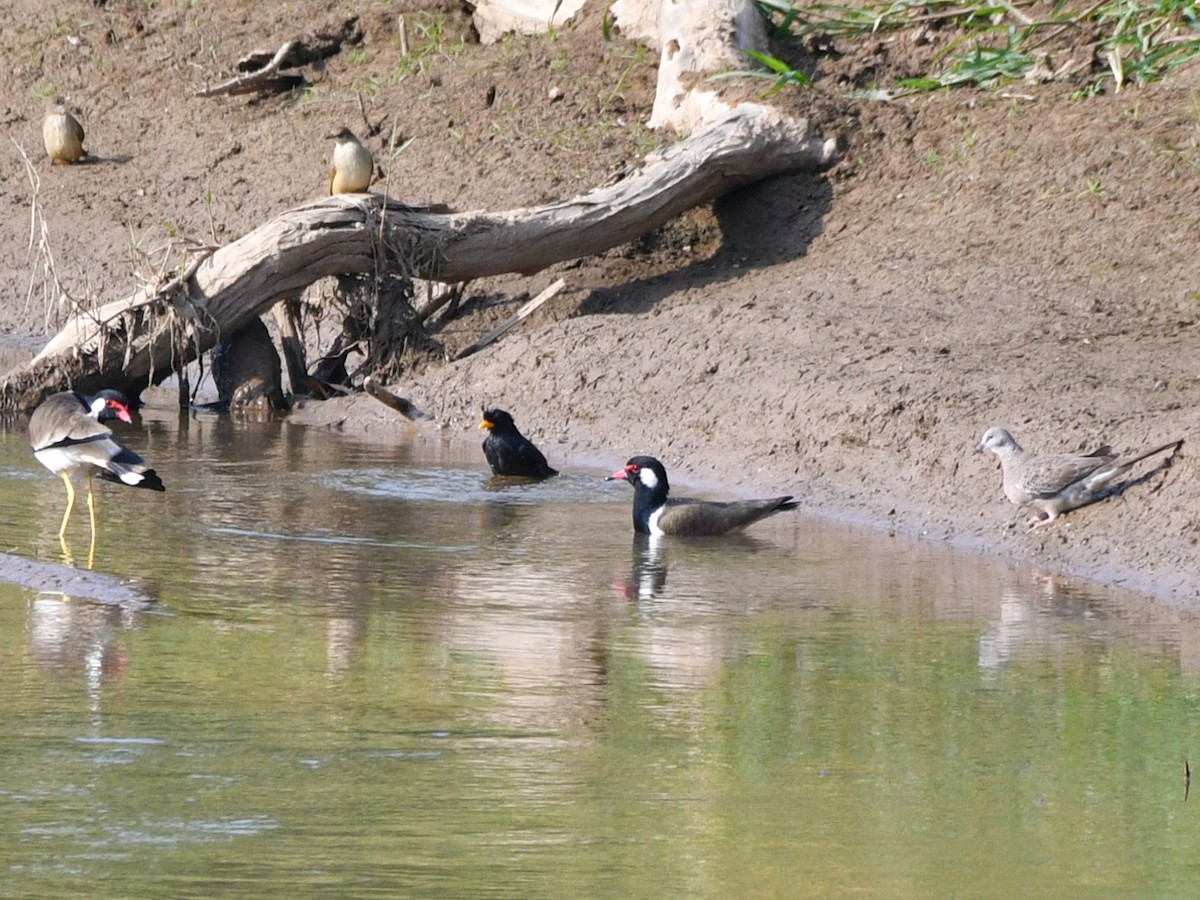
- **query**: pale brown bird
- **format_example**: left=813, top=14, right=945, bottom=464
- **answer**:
left=975, top=427, right=1182, bottom=528
left=327, top=127, right=373, bottom=194
left=42, top=97, right=87, bottom=165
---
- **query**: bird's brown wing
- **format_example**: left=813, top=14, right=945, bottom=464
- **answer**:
left=1019, top=452, right=1113, bottom=498
left=660, top=497, right=796, bottom=536
left=66, top=113, right=84, bottom=145
left=29, top=393, right=108, bottom=451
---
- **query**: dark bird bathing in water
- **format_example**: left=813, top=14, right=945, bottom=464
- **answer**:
left=479, top=408, right=558, bottom=478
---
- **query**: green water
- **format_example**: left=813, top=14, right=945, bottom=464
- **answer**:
left=1, top=408, right=1199, bottom=897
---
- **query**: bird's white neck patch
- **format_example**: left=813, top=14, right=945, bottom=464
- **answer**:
left=89, top=396, right=107, bottom=417
left=638, top=468, right=659, bottom=490
left=646, top=506, right=666, bottom=536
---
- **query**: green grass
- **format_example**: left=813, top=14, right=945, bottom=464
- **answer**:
left=745, top=47, right=815, bottom=94
left=603, top=45, right=653, bottom=110
left=753, top=0, right=1200, bottom=96
left=352, top=75, right=383, bottom=99
left=1081, top=174, right=1110, bottom=197
left=392, top=13, right=466, bottom=82
left=1150, top=134, right=1200, bottom=171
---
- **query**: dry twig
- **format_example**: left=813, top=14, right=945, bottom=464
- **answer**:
left=453, top=279, right=567, bottom=361
left=195, top=41, right=305, bottom=97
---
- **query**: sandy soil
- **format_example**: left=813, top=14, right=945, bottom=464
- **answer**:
left=2, top=1, right=1199, bottom=603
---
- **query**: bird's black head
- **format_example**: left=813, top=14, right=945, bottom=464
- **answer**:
left=606, top=456, right=669, bottom=496
left=479, top=408, right=517, bottom=433
left=89, top=389, right=134, bottom=424
left=327, top=126, right=357, bottom=142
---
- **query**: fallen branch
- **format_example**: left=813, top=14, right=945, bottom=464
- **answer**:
left=195, top=41, right=306, bottom=98
left=453, top=278, right=566, bottom=361
left=195, top=18, right=363, bottom=98
left=1, top=105, right=835, bottom=413
left=363, top=374, right=423, bottom=420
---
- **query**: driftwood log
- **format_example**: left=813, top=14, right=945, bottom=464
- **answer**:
left=0, top=106, right=834, bottom=414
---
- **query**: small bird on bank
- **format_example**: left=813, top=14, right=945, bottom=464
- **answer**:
left=30, top=390, right=165, bottom=542
left=327, top=127, right=373, bottom=195
left=607, top=456, right=797, bottom=537
left=43, top=97, right=87, bottom=165
left=479, top=408, right=558, bottom=478
left=975, top=426, right=1183, bottom=529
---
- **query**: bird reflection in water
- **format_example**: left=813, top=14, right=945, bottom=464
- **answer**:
left=59, top=533, right=95, bottom=571
left=976, top=570, right=1136, bottom=674
left=28, top=594, right=138, bottom=712
left=325, top=614, right=367, bottom=680
left=614, top=535, right=670, bottom=602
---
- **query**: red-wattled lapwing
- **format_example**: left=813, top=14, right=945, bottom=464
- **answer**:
left=479, top=408, right=558, bottom=478
left=975, top=427, right=1183, bottom=529
left=29, top=389, right=165, bottom=541
left=607, top=456, right=797, bottom=537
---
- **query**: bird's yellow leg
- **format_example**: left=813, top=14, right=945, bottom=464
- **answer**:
left=58, top=534, right=74, bottom=567
left=86, top=472, right=98, bottom=545
left=58, top=472, right=76, bottom=538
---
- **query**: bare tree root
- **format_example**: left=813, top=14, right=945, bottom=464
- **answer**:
left=1, top=106, right=835, bottom=414
left=194, top=17, right=363, bottom=98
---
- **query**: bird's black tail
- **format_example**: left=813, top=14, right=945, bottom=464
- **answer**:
left=98, top=448, right=166, bottom=492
